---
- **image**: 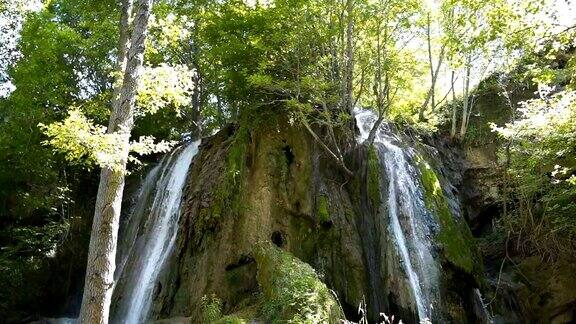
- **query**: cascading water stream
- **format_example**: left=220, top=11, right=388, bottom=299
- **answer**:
left=112, top=141, right=200, bottom=324
left=382, top=145, right=428, bottom=319
left=355, top=110, right=438, bottom=321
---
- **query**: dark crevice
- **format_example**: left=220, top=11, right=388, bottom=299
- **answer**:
left=271, top=231, right=285, bottom=247
left=294, top=200, right=301, bottom=213
left=320, top=219, right=333, bottom=229
left=283, top=145, right=295, bottom=166
left=153, top=282, right=162, bottom=299
left=342, top=301, right=362, bottom=322
left=225, top=255, right=255, bottom=271
left=469, top=204, right=501, bottom=236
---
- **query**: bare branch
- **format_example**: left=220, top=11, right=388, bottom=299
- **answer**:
left=300, top=113, right=354, bottom=177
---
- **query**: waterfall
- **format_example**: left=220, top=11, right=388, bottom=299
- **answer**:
left=355, top=110, right=438, bottom=321
left=112, top=141, right=200, bottom=324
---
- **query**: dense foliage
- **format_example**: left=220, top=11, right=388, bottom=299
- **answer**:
left=0, top=1, right=118, bottom=318
left=492, top=85, right=576, bottom=259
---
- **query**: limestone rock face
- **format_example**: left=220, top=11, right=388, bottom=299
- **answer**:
left=141, top=119, right=486, bottom=323
left=148, top=123, right=368, bottom=322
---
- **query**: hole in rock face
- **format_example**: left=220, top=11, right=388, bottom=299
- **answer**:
left=321, top=219, right=333, bottom=229
left=271, top=231, right=285, bottom=247
left=282, top=145, right=295, bottom=165
left=294, top=200, right=302, bottom=213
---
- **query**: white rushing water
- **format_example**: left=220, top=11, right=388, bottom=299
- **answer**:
left=355, top=110, right=438, bottom=321
left=115, top=164, right=162, bottom=284
left=113, top=141, right=200, bottom=324
left=383, top=144, right=428, bottom=319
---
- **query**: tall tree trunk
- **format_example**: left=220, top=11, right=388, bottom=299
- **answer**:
left=465, top=94, right=475, bottom=132
left=450, top=70, right=457, bottom=139
left=344, top=0, right=354, bottom=114
left=79, top=0, right=153, bottom=322
left=110, top=0, right=133, bottom=115
left=459, top=57, right=471, bottom=139
left=190, top=67, right=202, bottom=139
left=189, top=22, right=202, bottom=140
left=364, top=20, right=389, bottom=147
left=418, top=12, right=445, bottom=121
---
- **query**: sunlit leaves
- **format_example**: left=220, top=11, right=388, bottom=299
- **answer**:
left=136, top=64, right=195, bottom=116
left=39, top=108, right=178, bottom=170
left=40, top=62, right=194, bottom=169
left=492, top=89, right=576, bottom=185
left=490, top=87, right=576, bottom=256
left=129, top=135, right=176, bottom=156
left=39, top=108, right=126, bottom=169
left=146, top=12, right=194, bottom=63
left=441, top=0, right=513, bottom=66
left=492, top=89, right=576, bottom=142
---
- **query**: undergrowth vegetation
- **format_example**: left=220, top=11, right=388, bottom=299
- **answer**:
left=255, top=242, right=343, bottom=323
left=200, top=242, right=343, bottom=323
left=490, top=89, right=576, bottom=260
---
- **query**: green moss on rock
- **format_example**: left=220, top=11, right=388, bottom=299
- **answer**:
left=254, top=242, right=344, bottom=323
left=226, top=128, right=250, bottom=184
left=201, top=294, right=261, bottom=323
left=214, top=316, right=248, bottom=324
left=347, top=146, right=381, bottom=214
left=317, top=195, right=330, bottom=223
left=197, top=129, right=250, bottom=231
left=214, top=304, right=261, bottom=324
left=418, top=159, right=475, bottom=273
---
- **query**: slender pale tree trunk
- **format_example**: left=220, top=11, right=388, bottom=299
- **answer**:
left=365, top=19, right=391, bottom=146
left=190, top=67, right=202, bottom=139
left=450, top=70, right=457, bottom=139
left=464, top=94, right=475, bottom=131
left=110, top=0, right=133, bottom=114
left=79, top=0, right=153, bottom=322
left=418, top=12, right=445, bottom=121
left=188, top=20, right=203, bottom=140
left=459, top=56, right=471, bottom=139
left=344, top=0, right=355, bottom=114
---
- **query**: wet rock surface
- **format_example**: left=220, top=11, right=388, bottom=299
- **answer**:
left=148, top=122, right=369, bottom=322
left=139, top=115, right=487, bottom=323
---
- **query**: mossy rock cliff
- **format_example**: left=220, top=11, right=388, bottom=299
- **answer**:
left=146, top=120, right=368, bottom=322
left=140, top=117, right=488, bottom=323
